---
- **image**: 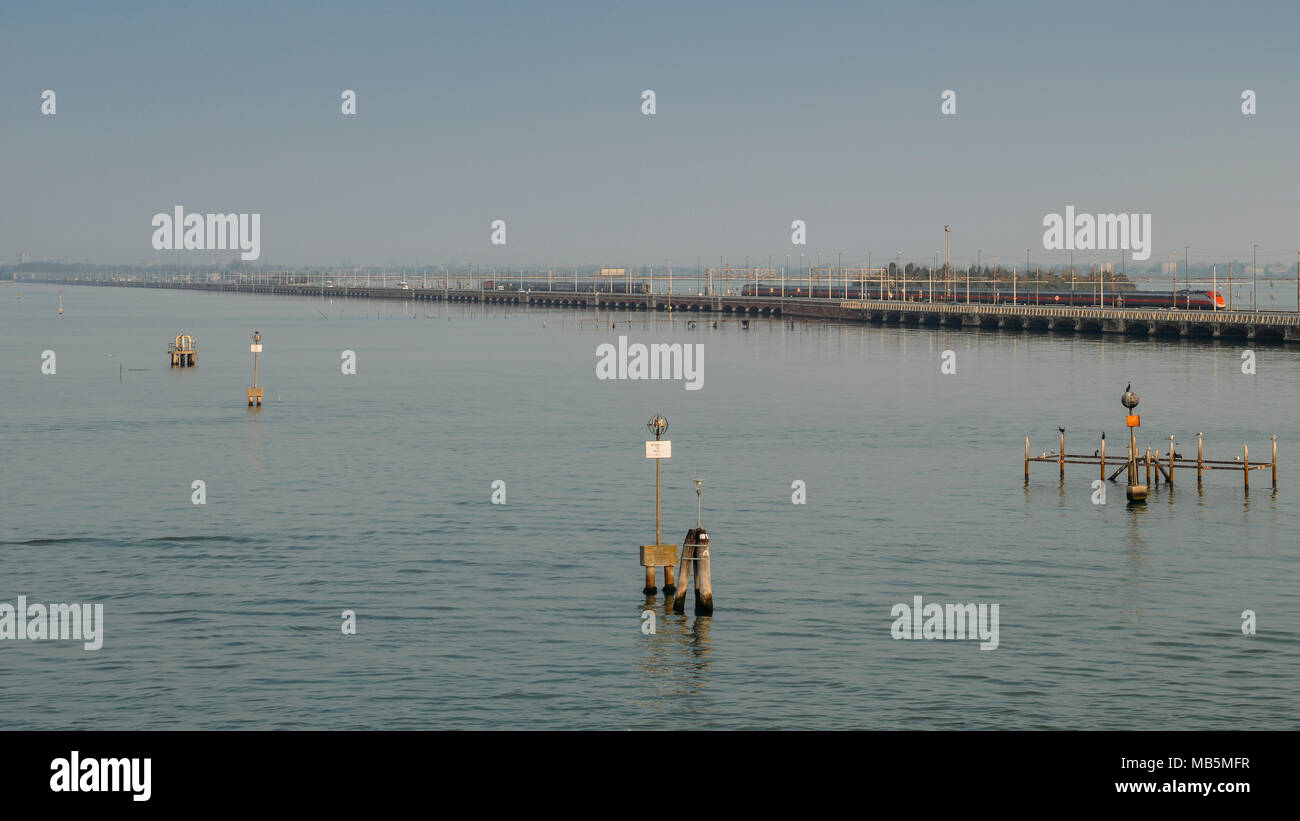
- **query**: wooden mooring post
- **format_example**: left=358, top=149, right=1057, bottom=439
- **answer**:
left=675, top=479, right=713, bottom=614
left=1198, top=433, right=1204, bottom=488
left=1022, top=383, right=1275, bottom=497
left=672, top=527, right=712, bottom=615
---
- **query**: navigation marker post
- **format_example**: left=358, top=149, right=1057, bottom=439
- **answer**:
left=247, top=331, right=264, bottom=407
left=1122, top=384, right=1147, bottom=503
left=640, top=414, right=678, bottom=594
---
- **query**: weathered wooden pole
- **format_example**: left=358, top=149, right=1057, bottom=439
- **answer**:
left=1025, top=436, right=1030, bottom=485
left=672, top=540, right=693, bottom=614
left=1059, top=429, right=1065, bottom=480
left=1244, top=443, right=1250, bottom=491
left=1167, top=435, right=1175, bottom=487
left=1100, top=434, right=1106, bottom=481
left=1127, top=430, right=1135, bottom=485
left=1273, top=435, right=1278, bottom=490
left=1145, top=447, right=1152, bottom=487
left=694, top=530, right=713, bottom=614
left=1197, top=432, right=1204, bottom=488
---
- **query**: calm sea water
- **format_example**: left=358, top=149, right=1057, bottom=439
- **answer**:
left=1, top=283, right=1297, bottom=730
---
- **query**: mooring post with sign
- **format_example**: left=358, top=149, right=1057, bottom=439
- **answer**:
left=672, top=478, right=713, bottom=614
left=247, top=331, right=264, bottom=407
left=640, top=414, right=679, bottom=595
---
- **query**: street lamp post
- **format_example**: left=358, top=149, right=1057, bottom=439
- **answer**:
left=695, top=478, right=703, bottom=528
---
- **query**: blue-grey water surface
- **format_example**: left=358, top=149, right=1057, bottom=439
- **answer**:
left=1, top=283, right=1297, bottom=729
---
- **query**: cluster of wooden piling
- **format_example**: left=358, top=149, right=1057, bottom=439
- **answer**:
left=673, top=527, right=713, bottom=614
left=1026, top=429, right=1277, bottom=492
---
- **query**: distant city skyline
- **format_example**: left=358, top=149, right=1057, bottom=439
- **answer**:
left=4, top=1, right=1299, bottom=268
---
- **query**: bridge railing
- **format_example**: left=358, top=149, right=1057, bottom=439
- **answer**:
left=837, top=299, right=1300, bottom=326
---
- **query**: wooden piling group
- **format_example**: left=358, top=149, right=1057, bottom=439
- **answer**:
left=1026, top=430, right=1277, bottom=493
left=672, top=527, right=713, bottom=615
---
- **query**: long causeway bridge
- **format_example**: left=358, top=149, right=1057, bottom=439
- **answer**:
left=27, top=278, right=1300, bottom=343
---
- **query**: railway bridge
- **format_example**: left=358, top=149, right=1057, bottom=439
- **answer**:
left=24, top=278, right=1300, bottom=343
left=835, top=299, right=1300, bottom=342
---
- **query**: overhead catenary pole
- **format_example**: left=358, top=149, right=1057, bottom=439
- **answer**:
left=945, top=226, right=951, bottom=302
left=1253, top=244, right=1258, bottom=312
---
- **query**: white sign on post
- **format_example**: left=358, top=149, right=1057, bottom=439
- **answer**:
left=250, top=344, right=263, bottom=353
left=645, top=440, right=671, bottom=459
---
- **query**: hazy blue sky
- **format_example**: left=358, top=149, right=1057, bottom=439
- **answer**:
left=3, top=1, right=1299, bottom=270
